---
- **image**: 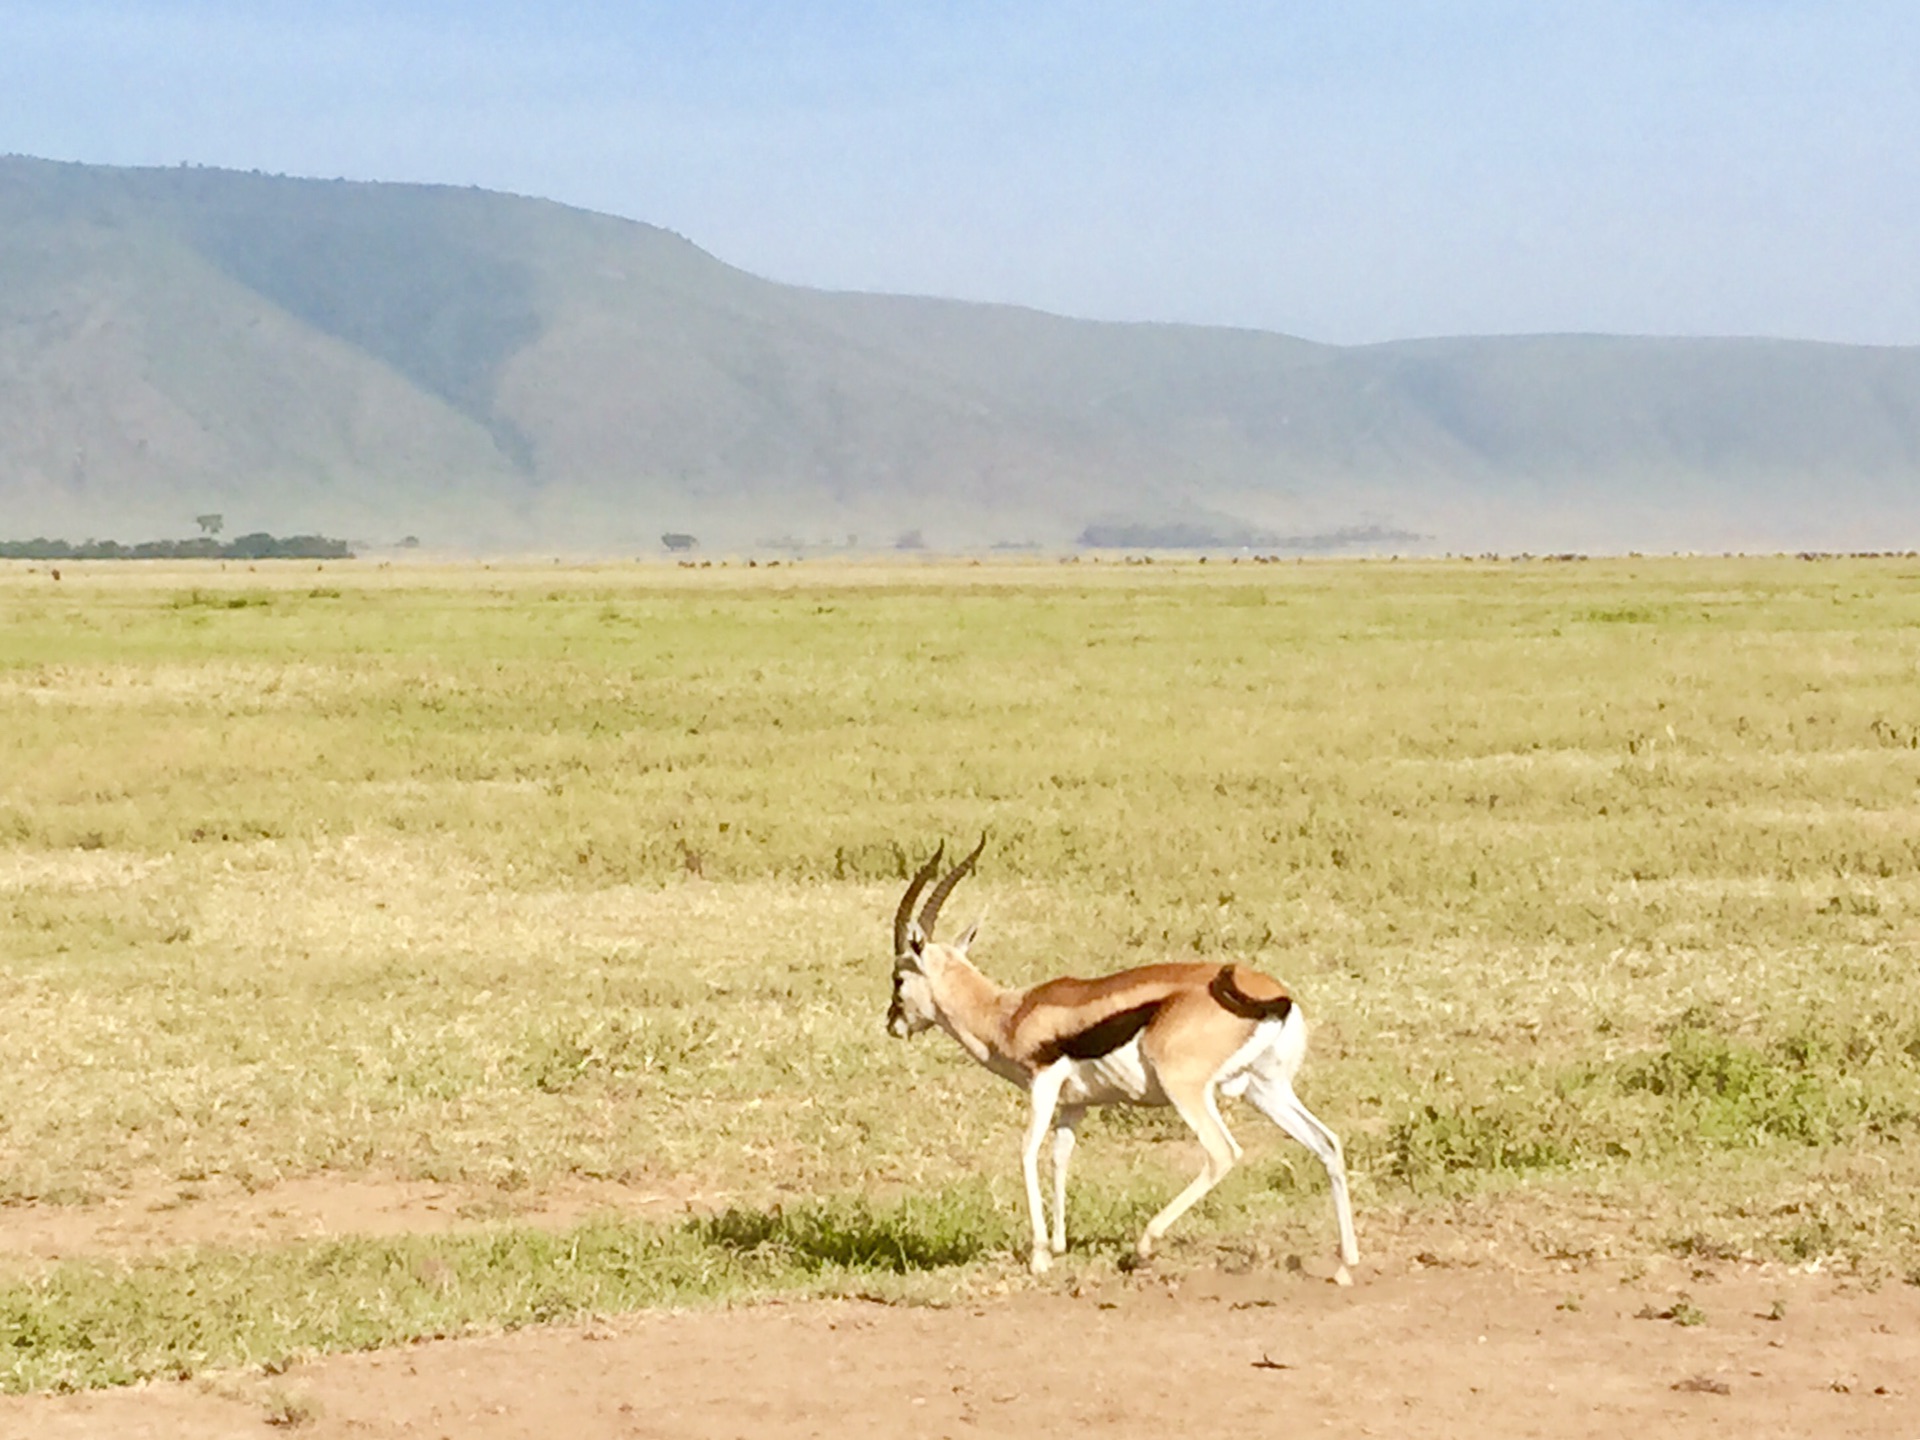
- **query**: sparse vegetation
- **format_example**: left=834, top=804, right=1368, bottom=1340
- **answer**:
left=2, top=554, right=1919, bottom=1390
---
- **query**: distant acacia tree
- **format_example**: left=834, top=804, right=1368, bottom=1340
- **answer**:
left=195, top=513, right=224, bottom=537
left=894, top=529, right=926, bottom=551
left=661, top=532, right=698, bottom=552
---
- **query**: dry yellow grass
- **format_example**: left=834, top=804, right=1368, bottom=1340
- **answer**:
left=2, top=554, right=1917, bottom=1280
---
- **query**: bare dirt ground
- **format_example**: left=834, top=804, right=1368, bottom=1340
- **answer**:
left=4, top=1228, right=1916, bottom=1440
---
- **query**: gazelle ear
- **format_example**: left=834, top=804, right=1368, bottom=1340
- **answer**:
left=955, top=913, right=984, bottom=952
left=906, top=920, right=927, bottom=956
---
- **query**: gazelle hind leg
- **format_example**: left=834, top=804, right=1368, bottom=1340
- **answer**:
left=1246, top=1076, right=1360, bottom=1272
left=1051, top=1105, right=1084, bottom=1255
left=1137, top=1082, right=1239, bottom=1261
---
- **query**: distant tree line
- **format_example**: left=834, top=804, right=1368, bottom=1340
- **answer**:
left=0, top=533, right=354, bottom=560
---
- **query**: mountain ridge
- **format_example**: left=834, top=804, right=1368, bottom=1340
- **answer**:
left=2, top=154, right=1915, bottom=552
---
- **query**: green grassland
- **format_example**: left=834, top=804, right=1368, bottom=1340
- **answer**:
left=2, top=554, right=1919, bottom=1388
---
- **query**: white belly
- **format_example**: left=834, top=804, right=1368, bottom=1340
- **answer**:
left=1059, top=1038, right=1168, bottom=1106
left=1053, top=1021, right=1285, bottom=1108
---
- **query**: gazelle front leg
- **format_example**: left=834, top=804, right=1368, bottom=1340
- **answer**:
left=1021, top=1063, right=1070, bottom=1273
left=1051, top=1105, right=1084, bottom=1256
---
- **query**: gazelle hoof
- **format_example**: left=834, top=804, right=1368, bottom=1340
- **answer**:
left=1332, top=1263, right=1353, bottom=1288
left=1030, top=1251, right=1052, bottom=1275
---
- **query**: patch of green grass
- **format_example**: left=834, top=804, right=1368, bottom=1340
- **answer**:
left=1373, top=1014, right=1920, bottom=1193
left=695, top=1190, right=1001, bottom=1273
left=0, top=1193, right=1003, bottom=1393
left=1616, top=1024, right=1909, bottom=1147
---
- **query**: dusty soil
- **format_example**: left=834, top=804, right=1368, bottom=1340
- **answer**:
left=4, top=1251, right=1915, bottom=1439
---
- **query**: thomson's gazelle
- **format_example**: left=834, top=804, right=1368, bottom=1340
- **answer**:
left=886, top=838, right=1359, bottom=1279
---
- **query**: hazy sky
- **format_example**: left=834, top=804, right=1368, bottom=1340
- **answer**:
left=4, top=1, right=1916, bottom=345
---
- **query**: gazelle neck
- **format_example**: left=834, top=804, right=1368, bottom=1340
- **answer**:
left=924, top=947, right=1029, bottom=1086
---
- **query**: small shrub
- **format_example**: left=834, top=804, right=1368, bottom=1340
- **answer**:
left=1385, top=1099, right=1573, bottom=1188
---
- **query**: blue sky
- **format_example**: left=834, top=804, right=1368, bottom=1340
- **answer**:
left=4, top=1, right=1917, bottom=344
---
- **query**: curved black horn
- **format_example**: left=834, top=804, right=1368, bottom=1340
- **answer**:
left=917, top=832, right=986, bottom=941
left=892, top=843, right=944, bottom=956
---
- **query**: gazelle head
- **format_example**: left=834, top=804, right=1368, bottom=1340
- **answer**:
left=886, top=835, right=986, bottom=1038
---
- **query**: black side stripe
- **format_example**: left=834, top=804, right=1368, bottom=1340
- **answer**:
left=1035, top=1001, right=1163, bottom=1066
left=1209, top=967, right=1293, bottom=1022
